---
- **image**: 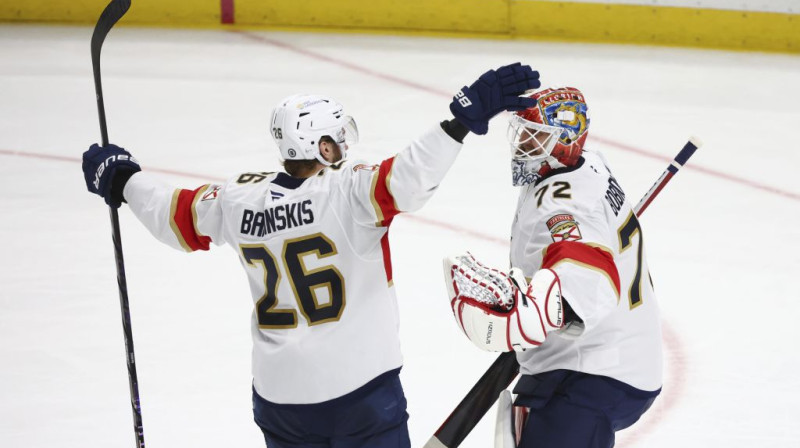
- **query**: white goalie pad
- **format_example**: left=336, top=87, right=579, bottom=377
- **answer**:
left=495, top=390, right=515, bottom=448
left=495, top=390, right=530, bottom=448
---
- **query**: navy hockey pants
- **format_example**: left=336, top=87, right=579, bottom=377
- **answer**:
left=253, top=368, right=410, bottom=448
left=513, top=370, right=660, bottom=448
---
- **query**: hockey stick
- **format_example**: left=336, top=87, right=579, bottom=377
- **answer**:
left=424, top=137, right=702, bottom=448
left=634, top=137, right=702, bottom=215
left=90, top=1, right=144, bottom=447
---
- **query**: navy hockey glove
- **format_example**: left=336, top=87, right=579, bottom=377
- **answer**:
left=449, top=63, right=540, bottom=135
left=82, top=143, right=141, bottom=208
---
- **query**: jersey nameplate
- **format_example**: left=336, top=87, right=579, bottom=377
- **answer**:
left=604, top=176, right=626, bottom=216
left=240, top=199, right=315, bottom=237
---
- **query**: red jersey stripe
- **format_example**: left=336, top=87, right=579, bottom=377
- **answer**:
left=169, top=186, right=212, bottom=252
left=370, top=157, right=400, bottom=227
left=541, top=241, right=621, bottom=297
left=380, top=231, right=393, bottom=286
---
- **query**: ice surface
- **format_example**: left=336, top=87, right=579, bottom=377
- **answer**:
left=1, top=24, right=798, bottom=448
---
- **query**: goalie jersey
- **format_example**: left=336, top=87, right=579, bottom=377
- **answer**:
left=511, top=150, right=663, bottom=392
left=122, top=125, right=461, bottom=404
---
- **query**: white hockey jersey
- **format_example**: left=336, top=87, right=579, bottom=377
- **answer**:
left=123, top=125, right=462, bottom=404
left=511, top=150, right=663, bottom=392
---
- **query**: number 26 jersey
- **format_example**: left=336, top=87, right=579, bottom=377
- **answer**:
left=122, top=125, right=462, bottom=404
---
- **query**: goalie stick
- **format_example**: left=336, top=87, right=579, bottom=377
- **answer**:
left=90, top=1, right=144, bottom=447
left=424, top=137, right=702, bottom=448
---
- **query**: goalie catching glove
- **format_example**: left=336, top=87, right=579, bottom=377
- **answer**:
left=443, top=253, right=564, bottom=352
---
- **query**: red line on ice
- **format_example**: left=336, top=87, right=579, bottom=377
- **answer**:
left=233, top=31, right=453, bottom=98
left=590, top=135, right=800, bottom=202
left=13, top=28, right=787, bottom=448
left=2, top=145, right=687, bottom=446
left=10, top=30, right=786, bottom=447
left=233, top=30, right=799, bottom=203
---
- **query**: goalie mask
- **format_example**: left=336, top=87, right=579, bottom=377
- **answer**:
left=507, top=87, right=590, bottom=186
left=270, top=94, right=359, bottom=166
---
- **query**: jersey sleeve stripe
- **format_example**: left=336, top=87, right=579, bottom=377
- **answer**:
left=369, top=170, right=384, bottom=226
left=169, top=190, right=192, bottom=252
left=380, top=232, right=393, bottom=286
left=584, top=242, right=614, bottom=257
left=191, top=185, right=210, bottom=241
left=169, top=186, right=212, bottom=252
left=384, top=157, right=401, bottom=213
left=541, top=241, right=621, bottom=300
left=369, top=157, right=400, bottom=227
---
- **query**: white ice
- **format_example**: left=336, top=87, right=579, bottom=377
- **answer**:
left=1, top=23, right=798, bottom=448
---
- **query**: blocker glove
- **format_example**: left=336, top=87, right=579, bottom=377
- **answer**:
left=449, top=62, right=540, bottom=135
left=82, top=143, right=141, bottom=208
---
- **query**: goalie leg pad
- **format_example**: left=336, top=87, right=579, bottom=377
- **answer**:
left=495, top=390, right=531, bottom=448
left=495, top=390, right=515, bottom=448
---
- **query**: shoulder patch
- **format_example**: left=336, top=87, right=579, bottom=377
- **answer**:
left=353, top=163, right=379, bottom=172
left=546, top=214, right=582, bottom=242
left=201, top=185, right=221, bottom=202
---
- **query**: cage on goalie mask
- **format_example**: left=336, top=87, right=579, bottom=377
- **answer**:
left=270, top=94, right=359, bottom=166
left=507, top=87, right=589, bottom=185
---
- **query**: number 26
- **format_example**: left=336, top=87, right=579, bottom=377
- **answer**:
left=240, top=233, right=346, bottom=329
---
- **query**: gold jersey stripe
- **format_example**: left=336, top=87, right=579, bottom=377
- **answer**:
left=169, top=189, right=192, bottom=253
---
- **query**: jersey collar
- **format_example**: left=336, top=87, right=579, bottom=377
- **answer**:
left=272, top=172, right=307, bottom=190
left=535, top=156, right=585, bottom=187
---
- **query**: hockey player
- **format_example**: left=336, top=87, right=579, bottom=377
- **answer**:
left=81, top=63, right=540, bottom=448
left=443, top=87, right=662, bottom=448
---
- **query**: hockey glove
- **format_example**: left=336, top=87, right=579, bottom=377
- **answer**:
left=449, top=63, right=540, bottom=135
left=82, top=143, right=141, bottom=208
left=443, top=253, right=564, bottom=352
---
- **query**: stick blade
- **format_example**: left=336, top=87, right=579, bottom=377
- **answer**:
left=424, top=436, right=449, bottom=448
left=91, top=0, right=132, bottom=59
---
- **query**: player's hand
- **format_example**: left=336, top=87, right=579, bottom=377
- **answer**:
left=82, top=143, right=141, bottom=208
left=443, top=253, right=564, bottom=351
left=449, top=63, right=540, bottom=135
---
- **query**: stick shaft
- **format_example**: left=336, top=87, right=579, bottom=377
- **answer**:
left=425, top=352, right=519, bottom=448
left=90, top=1, right=144, bottom=447
left=634, top=137, right=701, bottom=215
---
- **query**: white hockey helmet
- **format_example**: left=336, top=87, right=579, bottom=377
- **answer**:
left=270, top=94, right=359, bottom=165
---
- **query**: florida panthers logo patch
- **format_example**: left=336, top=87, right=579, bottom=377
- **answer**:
left=546, top=214, right=582, bottom=242
left=201, top=185, right=221, bottom=202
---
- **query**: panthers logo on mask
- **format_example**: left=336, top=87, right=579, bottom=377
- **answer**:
left=541, top=98, right=589, bottom=145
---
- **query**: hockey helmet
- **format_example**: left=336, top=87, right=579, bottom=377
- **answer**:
left=507, top=87, right=589, bottom=185
left=270, top=94, right=359, bottom=165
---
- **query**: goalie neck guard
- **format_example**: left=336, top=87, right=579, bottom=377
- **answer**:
left=270, top=94, right=359, bottom=166
left=507, top=87, right=590, bottom=186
